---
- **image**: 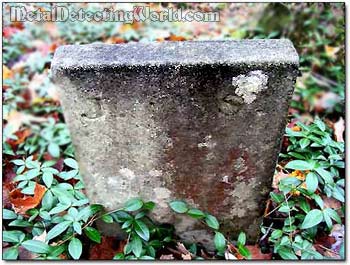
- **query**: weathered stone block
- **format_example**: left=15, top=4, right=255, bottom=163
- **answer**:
left=51, top=40, right=299, bottom=248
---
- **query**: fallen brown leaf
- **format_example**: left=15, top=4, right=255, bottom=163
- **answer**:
left=18, top=246, right=38, bottom=260
left=167, top=35, right=186, bottom=41
left=3, top=65, right=13, bottom=79
left=325, top=45, right=340, bottom=59
left=7, top=129, right=31, bottom=148
left=322, top=196, right=341, bottom=209
left=246, top=245, right=272, bottom=260
left=9, top=183, right=47, bottom=215
left=227, top=243, right=244, bottom=260
left=28, top=73, right=45, bottom=101
left=4, top=111, right=47, bottom=136
left=88, top=237, right=125, bottom=260
left=272, top=171, right=290, bottom=189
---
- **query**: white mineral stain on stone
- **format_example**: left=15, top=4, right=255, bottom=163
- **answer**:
left=228, top=179, right=259, bottom=218
left=232, top=70, right=268, bottom=104
left=149, top=169, right=162, bottom=177
left=198, top=135, right=216, bottom=148
left=153, top=187, right=171, bottom=199
left=119, top=168, right=135, bottom=180
left=152, top=187, right=172, bottom=222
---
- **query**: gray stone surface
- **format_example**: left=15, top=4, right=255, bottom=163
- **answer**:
left=51, top=40, right=299, bottom=249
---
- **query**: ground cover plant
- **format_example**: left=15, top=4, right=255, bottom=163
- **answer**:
left=2, top=3, right=345, bottom=260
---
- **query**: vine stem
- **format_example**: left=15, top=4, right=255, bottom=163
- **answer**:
left=284, top=194, right=293, bottom=240
left=56, top=206, right=125, bottom=246
left=264, top=194, right=293, bottom=217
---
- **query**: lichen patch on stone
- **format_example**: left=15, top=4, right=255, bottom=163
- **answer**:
left=232, top=70, right=268, bottom=104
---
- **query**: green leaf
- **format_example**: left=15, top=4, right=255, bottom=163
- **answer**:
left=312, top=194, right=324, bottom=209
left=39, top=210, right=51, bottom=220
left=3, top=247, right=18, bottom=260
left=14, top=174, right=26, bottom=181
left=46, top=220, right=72, bottom=241
left=111, top=211, right=132, bottom=223
left=76, top=204, right=103, bottom=222
left=122, top=220, right=132, bottom=230
left=124, top=242, right=133, bottom=255
left=332, top=186, right=345, bottom=202
left=288, top=152, right=306, bottom=159
left=73, top=221, right=82, bottom=234
left=306, top=172, right=318, bottom=193
left=59, top=170, right=78, bottom=180
left=187, top=208, right=205, bottom=219
left=48, top=142, right=60, bottom=158
left=143, top=201, right=155, bottom=211
left=9, top=219, right=32, bottom=227
left=132, top=236, right=143, bottom=258
left=64, top=158, right=79, bottom=169
left=135, top=211, right=146, bottom=219
left=22, top=240, right=51, bottom=254
left=84, top=227, right=101, bottom=243
left=300, top=138, right=310, bottom=149
left=270, top=229, right=283, bottom=240
left=25, top=169, right=41, bottom=179
left=42, top=160, right=57, bottom=168
left=237, top=232, right=246, bottom=246
left=124, top=198, right=143, bottom=212
left=324, top=208, right=341, bottom=223
left=101, top=214, right=113, bottom=223
left=301, top=209, right=323, bottom=229
left=21, top=184, right=36, bottom=195
left=214, top=232, right=226, bottom=253
left=285, top=160, right=314, bottom=170
left=146, top=245, right=156, bottom=257
left=323, top=209, right=332, bottom=229
left=42, top=172, right=54, bottom=188
left=3, top=209, right=17, bottom=219
left=12, top=159, right=25, bottom=166
left=270, top=192, right=284, bottom=203
left=51, top=186, right=74, bottom=201
left=277, top=247, right=298, bottom=260
left=68, top=207, right=78, bottom=218
left=169, top=200, right=188, bottom=214
left=49, top=203, right=70, bottom=215
left=238, top=244, right=251, bottom=259
left=49, top=245, right=66, bottom=257
left=134, top=219, right=150, bottom=241
left=280, top=177, right=301, bottom=186
left=68, top=238, right=82, bottom=260
left=298, top=198, right=311, bottom=213
left=205, top=214, right=219, bottom=230
left=3, top=230, right=25, bottom=243
left=279, top=205, right=291, bottom=213
left=113, top=253, right=125, bottom=260
left=315, top=168, right=334, bottom=184
left=314, top=117, right=326, bottom=132
left=41, top=190, right=55, bottom=210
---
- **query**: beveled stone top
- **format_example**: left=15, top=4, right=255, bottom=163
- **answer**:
left=51, top=40, right=299, bottom=70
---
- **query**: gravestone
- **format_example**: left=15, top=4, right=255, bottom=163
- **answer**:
left=51, top=40, right=299, bottom=248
